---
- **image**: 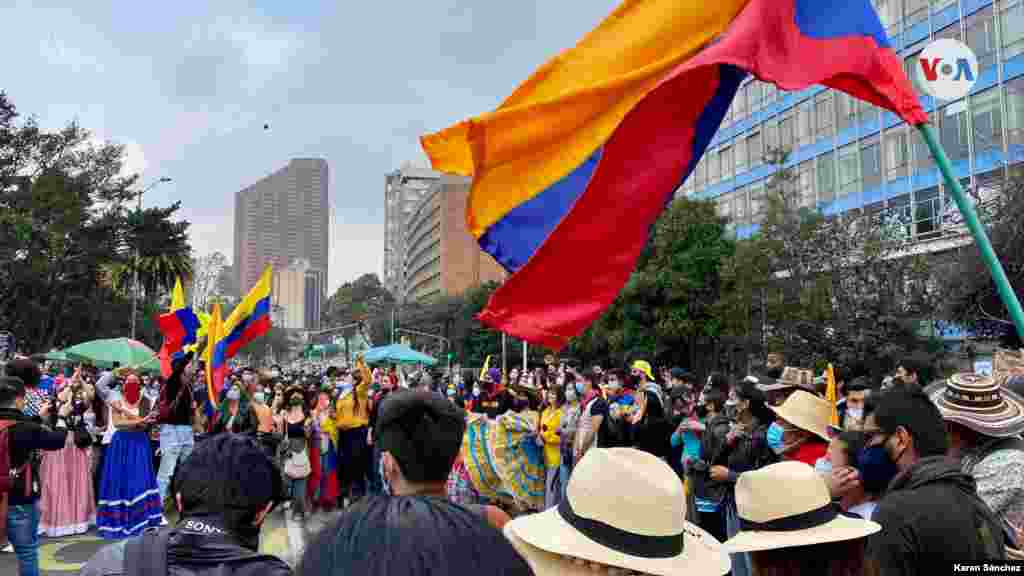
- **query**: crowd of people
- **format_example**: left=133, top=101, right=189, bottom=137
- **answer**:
left=1, top=350, right=1024, bottom=575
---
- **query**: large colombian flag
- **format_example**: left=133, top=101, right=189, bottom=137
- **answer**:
left=156, top=278, right=200, bottom=377
left=209, top=266, right=273, bottom=396
left=422, top=0, right=927, bottom=350
left=204, top=302, right=223, bottom=415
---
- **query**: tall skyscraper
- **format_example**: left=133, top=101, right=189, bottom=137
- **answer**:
left=234, top=158, right=329, bottom=304
left=384, top=163, right=441, bottom=300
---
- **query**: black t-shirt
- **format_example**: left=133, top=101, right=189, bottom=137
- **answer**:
left=369, top=388, right=393, bottom=431
left=0, top=408, right=68, bottom=505
left=473, top=390, right=513, bottom=419
left=584, top=397, right=614, bottom=448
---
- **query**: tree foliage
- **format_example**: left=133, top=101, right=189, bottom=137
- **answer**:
left=944, top=169, right=1024, bottom=347
left=716, top=148, right=944, bottom=377
left=0, top=92, right=192, bottom=352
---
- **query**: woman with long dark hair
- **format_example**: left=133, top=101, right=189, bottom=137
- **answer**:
left=708, top=379, right=778, bottom=576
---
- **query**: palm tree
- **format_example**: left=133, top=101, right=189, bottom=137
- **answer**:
left=107, top=202, right=193, bottom=300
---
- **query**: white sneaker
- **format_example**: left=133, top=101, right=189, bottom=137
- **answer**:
left=160, top=516, right=169, bottom=527
left=1, top=543, right=13, bottom=553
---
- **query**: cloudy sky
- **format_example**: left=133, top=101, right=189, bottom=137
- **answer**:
left=1, top=0, right=618, bottom=293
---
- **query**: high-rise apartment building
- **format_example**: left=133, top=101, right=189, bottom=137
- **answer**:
left=403, top=174, right=507, bottom=303
left=384, top=163, right=441, bottom=298
left=271, top=259, right=325, bottom=331
left=680, top=0, right=1023, bottom=254
left=234, top=158, right=329, bottom=299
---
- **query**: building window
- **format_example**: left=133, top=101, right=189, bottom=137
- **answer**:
left=935, top=22, right=961, bottom=43
left=797, top=101, right=814, bottom=146
left=940, top=101, right=970, bottom=163
left=721, top=145, right=734, bottom=180
left=749, top=82, right=764, bottom=113
left=779, top=114, right=795, bottom=151
left=874, top=0, right=902, bottom=30
left=798, top=161, right=815, bottom=208
left=718, top=192, right=733, bottom=219
left=694, top=156, right=707, bottom=188
left=1002, top=0, right=1024, bottom=60
left=838, top=143, right=861, bottom=198
left=884, top=127, right=910, bottom=180
left=857, top=95, right=877, bottom=123
left=736, top=134, right=749, bottom=173
left=904, top=46, right=926, bottom=95
left=747, top=132, right=764, bottom=168
left=734, top=186, right=750, bottom=225
left=733, top=85, right=748, bottom=121
left=708, top=148, right=721, bottom=183
left=972, top=87, right=1002, bottom=153
left=1006, top=77, right=1024, bottom=146
left=966, top=6, right=997, bottom=70
left=836, top=93, right=855, bottom=131
left=815, top=92, right=834, bottom=139
left=763, top=122, right=779, bottom=152
left=817, top=152, right=836, bottom=202
left=861, top=137, right=882, bottom=189
left=914, top=186, right=942, bottom=238
left=914, top=111, right=940, bottom=169
left=905, top=0, right=929, bottom=28
left=750, top=183, right=766, bottom=223
left=763, top=83, right=776, bottom=105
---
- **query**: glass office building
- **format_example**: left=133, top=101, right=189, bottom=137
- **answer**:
left=681, top=0, right=1024, bottom=243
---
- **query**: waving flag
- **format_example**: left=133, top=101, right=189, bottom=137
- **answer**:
left=422, top=0, right=926, bottom=350
left=204, top=303, right=224, bottom=414
left=210, top=266, right=273, bottom=391
left=157, top=277, right=198, bottom=377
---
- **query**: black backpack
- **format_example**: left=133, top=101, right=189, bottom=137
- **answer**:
left=125, top=528, right=287, bottom=576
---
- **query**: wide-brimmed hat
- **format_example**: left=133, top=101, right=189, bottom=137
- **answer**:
left=723, top=461, right=880, bottom=553
left=504, top=448, right=729, bottom=576
left=769, top=389, right=831, bottom=441
left=925, top=372, right=1024, bottom=438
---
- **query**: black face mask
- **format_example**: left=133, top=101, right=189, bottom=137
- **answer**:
left=696, top=405, right=709, bottom=419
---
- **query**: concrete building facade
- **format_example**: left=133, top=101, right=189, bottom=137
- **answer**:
left=680, top=0, right=1023, bottom=252
left=271, top=259, right=325, bottom=331
left=384, top=163, right=441, bottom=299
left=234, top=158, right=329, bottom=295
left=404, top=174, right=507, bottom=303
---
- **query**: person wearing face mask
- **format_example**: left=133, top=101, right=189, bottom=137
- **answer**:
left=862, top=388, right=1008, bottom=574
left=558, top=381, right=581, bottom=497
left=212, top=385, right=257, bottom=436
left=275, top=388, right=312, bottom=519
left=708, top=380, right=777, bottom=576
left=825, top=428, right=881, bottom=520
left=764, top=390, right=831, bottom=467
left=537, top=387, right=564, bottom=508
left=572, top=371, right=608, bottom=465
left=837, top=378, right=871, bottom=431
left=367, top=365, right=400, bottom=495
left=335, top=356, right=372, bottom=509
left=308, top=390, right=340, bottom=514
left=471, top=369, right=514, bottom=419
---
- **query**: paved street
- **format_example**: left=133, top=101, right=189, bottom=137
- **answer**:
left=0, top=506, right=334, bottom=575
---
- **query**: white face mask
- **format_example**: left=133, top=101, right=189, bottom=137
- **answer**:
left=846, top=407, right=864, bottom=420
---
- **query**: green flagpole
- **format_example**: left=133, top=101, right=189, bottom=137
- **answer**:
left=917, top=123, right=1024, bottom=340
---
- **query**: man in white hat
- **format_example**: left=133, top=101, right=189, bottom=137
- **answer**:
left=504, top=448, right=729, bottom=576
left=926, top=372, right=1024, bottom=533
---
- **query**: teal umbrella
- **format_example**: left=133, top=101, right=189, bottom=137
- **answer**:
left=362, top=343, right=437, bottom=366
left=37, top=350, right=69, bottom=362
left=64, top=338, right=157, bottom=369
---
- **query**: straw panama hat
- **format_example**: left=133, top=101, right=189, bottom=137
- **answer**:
left=504, top=448, right=729, bottom=576
left=924, top=372, right=1024, bottom=438
left=769, top=389, right=831, bottom=441
left=723, top=461, right=880, bottom=553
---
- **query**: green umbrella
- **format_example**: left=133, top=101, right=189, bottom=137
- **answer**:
left=64, top=337, right=157, bottom=369
left=362, top=343, right=437, bottom=366
left=136, top=355, right=163, bottom=375
left=36, top=350, right=69, bottom=362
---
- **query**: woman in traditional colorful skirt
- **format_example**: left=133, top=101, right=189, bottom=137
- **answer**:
left=96, top=374, right=163, bottom=539
left=39, top=369, right=96, bottom=537
left=307, top=389, right=339, bottom=513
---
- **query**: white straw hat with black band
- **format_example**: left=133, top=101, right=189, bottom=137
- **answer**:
left=723, top=461, right=880, bottom=553
left=504, top=448, right=729, bottom=576
left=768, top=389, right=831, bottom=441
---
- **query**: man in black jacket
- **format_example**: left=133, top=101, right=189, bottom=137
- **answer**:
left=80, top=433, right=291, bottom=576
left=0, top=375, right=68, bottom=576
left=864, top=388, right=1007, bottom=575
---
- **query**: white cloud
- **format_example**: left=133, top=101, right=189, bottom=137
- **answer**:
left=86, top=135, right=147, bottom=179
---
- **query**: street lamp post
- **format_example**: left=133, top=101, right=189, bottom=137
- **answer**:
left=129, top=176, right=172, bottom=340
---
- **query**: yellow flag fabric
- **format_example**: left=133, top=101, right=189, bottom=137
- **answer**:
left=205, top=303, right=223, bottom=397
left=421, top=0, right=750, bottom=238
left=171, top=277, right=186, bottom=311
left=479, top=355, right=492, bottom=381
left=827, top=364, right=839, bottom=426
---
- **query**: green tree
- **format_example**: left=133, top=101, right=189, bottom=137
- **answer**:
left=0, top=91, right=192, bottom=351
left=717, top=147, right=944, bottom=377
left=571, top=196, right=735, bottom=368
